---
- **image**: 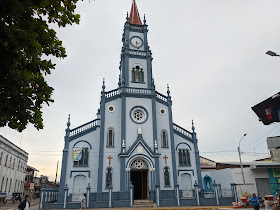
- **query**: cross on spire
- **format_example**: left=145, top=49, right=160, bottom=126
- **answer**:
left=129, top=0, right=142, bottom=25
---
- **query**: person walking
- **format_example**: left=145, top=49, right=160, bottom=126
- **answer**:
left=18, top=195, right=30, bottom=210
left=81, top=193, right=86, bottom=209
left=251, top=193, right=260, bottom=210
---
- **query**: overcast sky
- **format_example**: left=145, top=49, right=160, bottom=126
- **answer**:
left=1, top=0, right=280, bottom=180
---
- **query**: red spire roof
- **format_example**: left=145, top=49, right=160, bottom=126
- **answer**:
left=129, top=0, right=142, bottom=25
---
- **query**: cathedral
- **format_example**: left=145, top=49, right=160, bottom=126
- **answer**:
left=58, top=1, right=203, bottom=208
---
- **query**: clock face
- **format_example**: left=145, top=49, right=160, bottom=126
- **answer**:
left=130, top=37, right=143, bottom=48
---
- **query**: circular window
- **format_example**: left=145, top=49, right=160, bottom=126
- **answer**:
left=108, top=106, right=115, bottom=112
left=130, top=106, right=148, bottom=124
left=160, top=108, right=166, bottom=115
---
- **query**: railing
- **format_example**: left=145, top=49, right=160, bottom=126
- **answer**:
left=155, top=91, right=168, bottom=102
left=70, top=119, right=99, bottom=137
left=122, top=87, right=153, bottom=95
left=40, top=187, right=58, bottom=209
left=105, top=88, right=119, bottom=98
left=173, top=123, right=193, bottom=139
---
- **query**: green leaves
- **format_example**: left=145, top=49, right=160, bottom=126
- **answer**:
left=0, top=0, right=80, bottom=132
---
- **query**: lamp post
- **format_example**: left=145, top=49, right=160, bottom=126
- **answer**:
left=266, top=51, right=280, bottom=57
left=238, top=134, right=247, bottom=195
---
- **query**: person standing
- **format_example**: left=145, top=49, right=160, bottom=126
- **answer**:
left=264, top=197, right=272, bottom=209
left=81, top=193, right=86, bottom=209
left=251, top=193, right=260, bottom=210
left=18, top=195, right=30, bottom=210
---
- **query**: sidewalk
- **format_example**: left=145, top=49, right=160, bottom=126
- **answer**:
left=43, top=207, right=253, bottom=210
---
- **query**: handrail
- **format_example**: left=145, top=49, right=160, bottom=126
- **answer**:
left=70, top=119, right=99, bottom=137
left=173, top=123, right=193, bottom=139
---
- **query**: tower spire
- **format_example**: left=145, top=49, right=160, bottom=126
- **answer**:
left=129, top=0, right=142, bottom=25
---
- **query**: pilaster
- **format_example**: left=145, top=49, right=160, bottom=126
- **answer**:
left=97, top=81, right=106, bottom=195
left=167, top=86, right=178, bottom=187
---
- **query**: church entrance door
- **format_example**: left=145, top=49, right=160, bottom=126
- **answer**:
left=72, top=175, right=86, bottom=202
left=131, top=170, right=148, bottom=200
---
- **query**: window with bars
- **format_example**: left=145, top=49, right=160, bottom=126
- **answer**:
left=164, top=167, right=170, bottom=187
left=73, top=148, right=89, bottom=167
left=178, top=149, right=191, bottom=166
left=107, top=128, right=114, bottom=147
left=106, top=168, right=112, bottom=188
left=132, top=66, right=144, bottom=83
left=0, top=152, right=2, bottom=165
left=161, top=130, right=168, bottom=148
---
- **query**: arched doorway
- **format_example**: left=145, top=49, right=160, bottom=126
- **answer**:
left=72, top=175, right=86, bottom=202
left=181, top=173, right=193, bottom=197
left=130, top=159, right=149, bottom=200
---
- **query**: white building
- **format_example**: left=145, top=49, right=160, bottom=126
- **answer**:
left=0, top=135, right=28, bottom=198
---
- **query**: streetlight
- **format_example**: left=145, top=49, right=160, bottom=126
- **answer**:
left=238, top=134, right=247, bottom=195
left=266, top=51, right=280, bottom=57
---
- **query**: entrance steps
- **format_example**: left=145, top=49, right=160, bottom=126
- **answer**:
left=134, top=199, right=157, bottom=208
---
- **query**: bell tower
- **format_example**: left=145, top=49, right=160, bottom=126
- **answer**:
left=119, top=0, right=153, bottom=89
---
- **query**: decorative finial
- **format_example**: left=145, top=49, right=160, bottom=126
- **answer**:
left=102, top=78, right=105, bottom=90
left=192, top=119, right=195, bottom=132
left=152, top=78, right=155, bottom=89
left=144, top=14, right=146, bottom=24
left=67, top=114, right=70, bottom=128
left=126, top=11, right=129, bottom=21
left=118, top=75, right=121, bottom=87
left=167, top=84, right=170, bottom=96
left=122, top=139, right=125, bottom=147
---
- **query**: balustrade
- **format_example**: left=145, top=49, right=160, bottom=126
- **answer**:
left=173, top=123, right=193, bottom=139
left=155, top=92, right=168, bottom=102
left=70, top=119, right=99, bottom=137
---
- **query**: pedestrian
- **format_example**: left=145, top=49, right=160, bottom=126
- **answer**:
left=276, top=190, right=279, bottom=198
left=81, top=193, right=86, bottom=209
left=258, top=194, right=263, bottom=204
left=264, top=197, right=272, bottom=209
left=251, top=193, right=260, bottom=210
left=18, top=195, right=30, bottom=210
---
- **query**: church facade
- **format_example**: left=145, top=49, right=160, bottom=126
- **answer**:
left=58, top=1, right=203, bottom=208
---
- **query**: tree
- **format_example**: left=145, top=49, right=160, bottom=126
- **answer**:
left=0, top=0, right=80, bottom=132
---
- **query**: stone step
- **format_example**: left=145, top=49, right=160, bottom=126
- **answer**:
left=134, top=199, right=157, bottom=207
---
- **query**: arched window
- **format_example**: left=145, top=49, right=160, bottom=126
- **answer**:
left=5, top=178, right=8, bottom=192
left=132, top=68, right=135, bottom=81
left=73, top=147, right=89, bottom=167
left=161, top=130, right=168, bottom=148
left=5, top=155, right=8, bottom=167
left=106, top=168, right=112, bottom=188
left=9, top=157, right=12, bottom=168
left=1, top=177, right=4, bottom=191
left=132, top=66, right=144, bottom=83
left=164, top=167, right=170, bottom=187
left=13, top=159, right=15, bottom=169
left=18, top=160, right=20, bottom=170
left=8, top=179, right=12, bottom=193
left=15, top=180, right=17, bottom=192
left=107, top=128, right=114, bottom=147
left=0, top=152, right=3, bottom=165
left=178, top=149, right=191, bottom=166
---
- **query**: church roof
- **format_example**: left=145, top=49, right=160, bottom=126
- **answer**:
left=129, top=0, right=142, bottom=25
